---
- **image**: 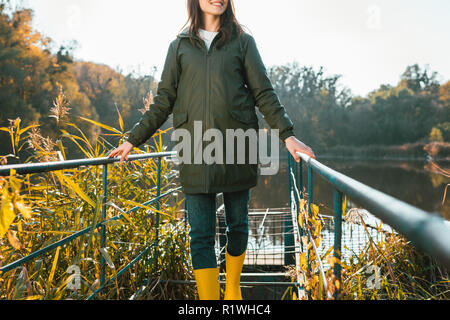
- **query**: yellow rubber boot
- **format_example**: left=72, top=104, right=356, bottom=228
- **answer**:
left=224, top=249, right=246, bottom=300
left=193, top=267, right=220, bottom=300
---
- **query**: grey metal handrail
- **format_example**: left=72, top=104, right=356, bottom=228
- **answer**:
left=297, top=152, right=450, bottom=270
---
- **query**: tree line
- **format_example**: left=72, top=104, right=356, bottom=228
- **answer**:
left=0, top=3, right=449, bottom=162
left=269, top=63, right=449, bottom=154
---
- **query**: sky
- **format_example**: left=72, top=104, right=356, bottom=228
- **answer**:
left=17, top=0, right=450, bottom=97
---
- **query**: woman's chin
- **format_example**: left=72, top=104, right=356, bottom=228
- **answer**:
left=206, top=7, right=225, bottom=15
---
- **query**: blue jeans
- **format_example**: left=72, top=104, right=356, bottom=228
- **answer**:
left=185, top=189, right=250, bottom=270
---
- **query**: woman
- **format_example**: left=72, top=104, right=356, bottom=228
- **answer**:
left=108, top=0, right=315, bottom=300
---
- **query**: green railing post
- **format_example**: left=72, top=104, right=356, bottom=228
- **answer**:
left=184, top=197, right=188, bottom=243
left=288, top=151, right=292, bottom=204
left=100, top=164, right=108, bottom=290
left=293, top=156, right=299, bottom=209
left=307, top=165, right=313, bottom=214
left=333, top=189, right=343, bottom=299
left=154, top=157, right=162, bottom=268
left=285, top=152, right=295, bottom=265
left=297, top=159, right=304, bottom=241
left=297, top=159, right=303, bottom=199
left=306, top=164, right=313, bottom=298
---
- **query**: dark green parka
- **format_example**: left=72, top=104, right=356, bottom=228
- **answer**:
left=127, top=25, right=295, bottom=194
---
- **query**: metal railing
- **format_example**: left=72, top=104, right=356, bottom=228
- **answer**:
left=288, top=151, right=450, bottom=299
left=2, top=149, right=449, bottom=300
left=0, top=151, right=179, bottom=299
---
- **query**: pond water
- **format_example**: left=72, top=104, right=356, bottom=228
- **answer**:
left=250, top=159, right=450, bottom=221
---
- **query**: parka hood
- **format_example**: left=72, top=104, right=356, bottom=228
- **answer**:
left=178, top=26, right=195, bottom=39
left=177, top=25, right=239, bottom=39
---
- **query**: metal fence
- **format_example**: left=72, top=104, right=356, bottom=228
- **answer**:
left=288, top=151, right=450, bottom=299
left=2, top=150, right=449, bottom=300
left=216, top=207, right=297, bottom=267
left=0, top=151, right=179, bottom=299
left=318, top=215, right=386, bottom=269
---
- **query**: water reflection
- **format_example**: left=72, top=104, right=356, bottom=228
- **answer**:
left=250, top=159, right=450, bottom=220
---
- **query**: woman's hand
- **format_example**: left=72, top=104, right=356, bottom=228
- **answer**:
left=108, top=141, right=134, bottom=163
left=285, top=136, right=316, bottom=162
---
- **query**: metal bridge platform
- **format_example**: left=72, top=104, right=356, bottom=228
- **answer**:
left=215, top=205, right=301, bottom=300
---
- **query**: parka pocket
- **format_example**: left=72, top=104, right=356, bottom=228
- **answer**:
left=228, top=107, right=259, bottom=126
left=173, top=111, right=188, bottom=128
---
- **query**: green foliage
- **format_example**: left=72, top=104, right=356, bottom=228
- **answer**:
left=430, top=127, right=444, bottom=142
left=340, top=226, right=450, bottom=300
left=435, top=122, right=450, bottom=142
left=269, top=63, right=352, bottom=151
left=1, top=3, right=449, bottom=159
left=269, top=62, right=449, bottom=153
left=0, top=4, right=161, bottom=160
left=0, top=89, right=193, bottom=300
left=289, top=195, right=449, bottom=300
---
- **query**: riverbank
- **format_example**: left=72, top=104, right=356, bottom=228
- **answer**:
left=317, top=141, right=450, bottom=161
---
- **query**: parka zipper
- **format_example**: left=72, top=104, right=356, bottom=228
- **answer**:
left=205, top=50, right=209, bottom=192
left=198, top=34, right=220, bottom=192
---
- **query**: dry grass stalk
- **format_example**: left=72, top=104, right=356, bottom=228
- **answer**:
left=49, top=85, right=71, bottom=125
left=139, top=91, right=154, bottom=115
left=345, top=208, right=369, bottom=224
left=26, top=126, right=58, bottom=162
left=0, top=87, right=190, bottom=300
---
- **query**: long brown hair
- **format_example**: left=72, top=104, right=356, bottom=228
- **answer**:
left=179, top=0, right=247, bottom=49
